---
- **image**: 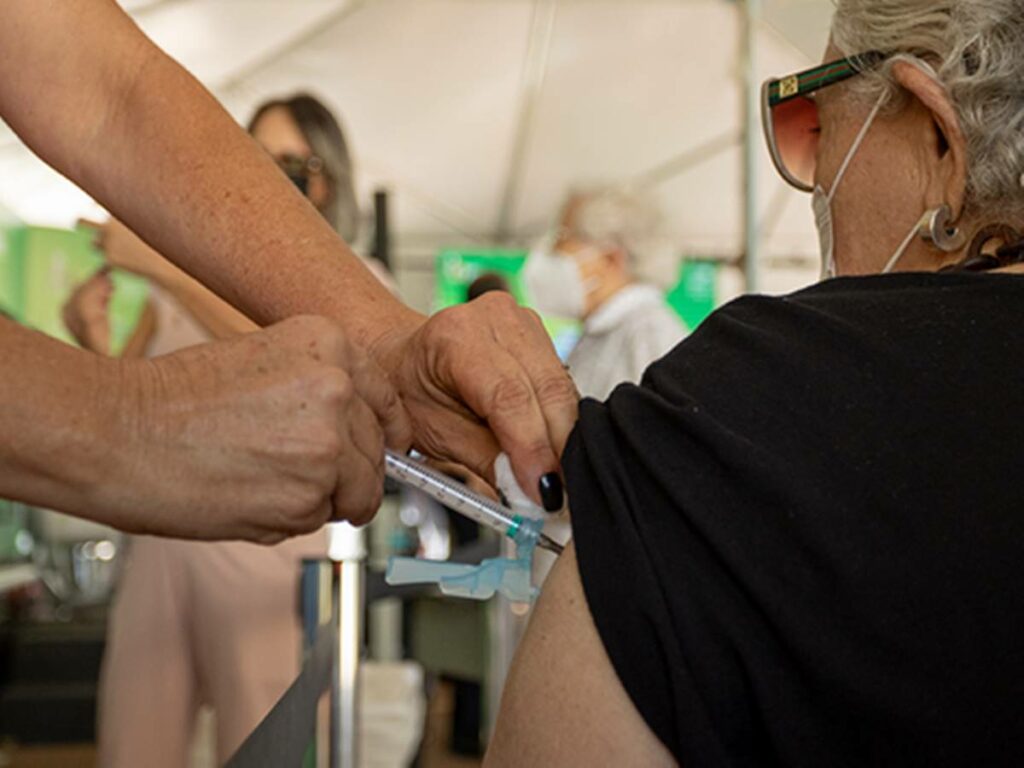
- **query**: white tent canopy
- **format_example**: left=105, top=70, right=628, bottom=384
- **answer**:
left=0, top=0, right=834, bottom=289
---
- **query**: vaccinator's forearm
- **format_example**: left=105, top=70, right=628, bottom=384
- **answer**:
left=0, top=318, right=126, bottom=523
left=0, top=0, right=421, bottom=353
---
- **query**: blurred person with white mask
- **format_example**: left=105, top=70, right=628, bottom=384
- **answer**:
left=523, top=190, right=686, bottom=401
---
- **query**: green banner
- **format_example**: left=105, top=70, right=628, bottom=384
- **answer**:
left=434, top=248, right=581, bottom=359
left=434, top=248, right=720, bottom=358
left=434, top=248, right=530, bottom=309
left=666, top=260, right=718, bottom=332
left=0, top=223, right=149, bottom=354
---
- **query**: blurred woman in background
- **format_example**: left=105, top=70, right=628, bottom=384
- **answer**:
left=65, top=94, right=394, bottom=767
left=68, top=93, right=389, bottom=354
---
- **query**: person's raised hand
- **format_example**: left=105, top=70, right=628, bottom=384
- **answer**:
left=104, top=315, right=412, bottom=542
left=62, top=268, right=113, bottom=355
left=372, top=292, right=579, bottom=511
left=79, top=217, right=182, bottom=288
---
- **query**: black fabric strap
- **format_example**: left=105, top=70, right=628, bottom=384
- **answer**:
left=225, top=624, right=335, bottom=768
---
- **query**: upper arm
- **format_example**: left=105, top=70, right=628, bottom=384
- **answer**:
left=485, top=543, right=677, bottom=767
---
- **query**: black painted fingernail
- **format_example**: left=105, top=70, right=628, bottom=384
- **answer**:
left=539, top=473, right=564, bottom=513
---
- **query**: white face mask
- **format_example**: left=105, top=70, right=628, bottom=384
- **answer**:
left=522, top=246, right=601, bottom=319
left=813, top=89, right=888, bottom=280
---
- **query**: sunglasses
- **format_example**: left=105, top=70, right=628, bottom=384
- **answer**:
left=274, top=153, right=328, bottom=196
left=275, top=153, right=326, bottom=178
left=762, top=51, right=887, bottom=192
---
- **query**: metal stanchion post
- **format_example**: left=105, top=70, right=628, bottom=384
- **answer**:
left=486, top=535, right=530, bottom=739
left=302, top=559, right=333, bottom=649
left=302, top=559, right=333, bottom=768
left=329, top=523, right=365, bottom=768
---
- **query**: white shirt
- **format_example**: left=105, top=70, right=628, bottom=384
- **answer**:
left=567, top=283, right=687, bottom=401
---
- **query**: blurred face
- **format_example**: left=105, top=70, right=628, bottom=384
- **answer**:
left=555, top=203, right=631, bottom=316
left=813, top=44, right=966, bottom=275
left=250, top=105, right=331, bottom=210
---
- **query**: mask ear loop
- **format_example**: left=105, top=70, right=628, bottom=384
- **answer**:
left=825, top=89, right=888, bottom=205
left=881, top=215, right=928, bottom=274
left=880, top=205, right=967, bottom=274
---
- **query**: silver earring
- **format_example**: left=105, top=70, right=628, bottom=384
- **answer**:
left=920, top=205, right=966, bottom=252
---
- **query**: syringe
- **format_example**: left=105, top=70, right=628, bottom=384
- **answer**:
left=384, top=450, right=565, bottom=555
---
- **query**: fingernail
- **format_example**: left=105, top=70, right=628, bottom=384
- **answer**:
left=538, top=473, right=564, bottom=513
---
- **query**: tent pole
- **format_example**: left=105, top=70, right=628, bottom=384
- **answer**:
left=494, top=0, right=557, bottom=244
left=741, top=0, right=762, bottom=293
left=216, top=0, right=366, bottom=94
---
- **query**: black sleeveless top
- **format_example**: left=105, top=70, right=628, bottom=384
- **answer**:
left=566, top=272, right=1024, bottom=767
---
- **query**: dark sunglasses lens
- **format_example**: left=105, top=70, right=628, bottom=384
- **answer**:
left=287, top=172, right=309, bottom=195
left=276, top=155, right=311, bottom=195
left=772, top=95, right=819, bottom=188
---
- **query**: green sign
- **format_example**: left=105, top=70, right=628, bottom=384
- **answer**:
left=434, top=248, right=581, bottom=360
left=666, top=260, right=718, bottom=332
left=0, top=224, right=149, bottom=354
left=435, top=248, right=720, bottom=357
left=434, top=248, right=529, bottom=309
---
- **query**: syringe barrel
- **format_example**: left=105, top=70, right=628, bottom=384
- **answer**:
left=384, top=451, right=520, bottom=538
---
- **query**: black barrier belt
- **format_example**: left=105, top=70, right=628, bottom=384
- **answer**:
left=226, top=624, right=335, bottom=768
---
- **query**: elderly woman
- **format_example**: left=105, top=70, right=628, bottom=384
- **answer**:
left=487, top=1, right=1024, bottom=765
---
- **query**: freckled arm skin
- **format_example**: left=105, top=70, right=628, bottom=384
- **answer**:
left=0, top=0, right=412, bottom=515
left=0, top=317, right=129, bottom=524
left=0, top=0, right=419, bottom=348
left=0, top=0, right=577, bottom=520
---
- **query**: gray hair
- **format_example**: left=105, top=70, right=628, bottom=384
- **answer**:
left=831, top=0, right=1024, bottom=216
left=565, top=188, right=677, bottom=287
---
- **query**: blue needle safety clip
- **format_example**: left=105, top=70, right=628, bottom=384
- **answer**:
left=382, top=451, right=563, bottom=602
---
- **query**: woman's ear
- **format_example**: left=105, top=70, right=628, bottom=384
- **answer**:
left=891, top=59, right=968, bottom=220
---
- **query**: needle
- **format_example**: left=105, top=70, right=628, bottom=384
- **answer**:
left=384, top=450, right=565, bottom=555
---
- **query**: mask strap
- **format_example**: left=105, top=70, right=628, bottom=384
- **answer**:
left=880, top=213, right=927, bottom=274
left=827, top=90, right=888, bottom=205
left=882, top=206, right=968, bottom=274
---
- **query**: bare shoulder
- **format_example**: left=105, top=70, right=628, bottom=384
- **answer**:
left=485, top=543, right=677, bottom=767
